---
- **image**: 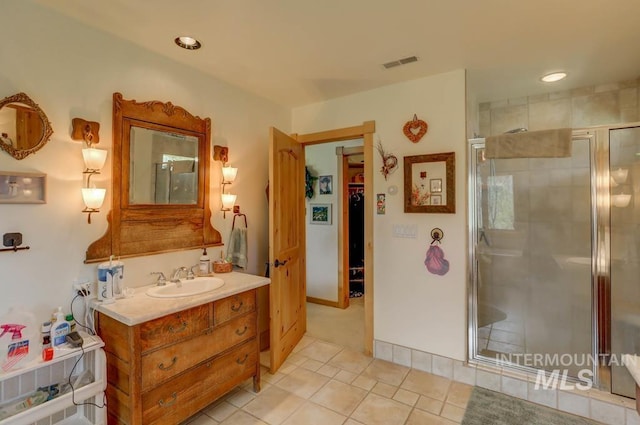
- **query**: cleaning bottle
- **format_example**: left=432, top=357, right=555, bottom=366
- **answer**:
left=199, top=247, right=211, bottom=275
left=51, top=307, right=70, bottom=347
left=0, top=307, right=38, bottom=372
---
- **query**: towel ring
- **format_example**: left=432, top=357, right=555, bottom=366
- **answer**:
left=232, top=213, right=248, bottom=230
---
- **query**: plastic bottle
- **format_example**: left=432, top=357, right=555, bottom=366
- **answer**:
left=41, top=322, right=51, bottom=349
left=65, top=314, right=76, bottom=333
left=51, top=307, right=70, bottom=347
left=0, top=307, right=38, bottom=372
left=199, top=248, right=211, bottom=275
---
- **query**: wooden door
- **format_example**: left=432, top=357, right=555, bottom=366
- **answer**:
left=268, top=127, right=306, bottom=373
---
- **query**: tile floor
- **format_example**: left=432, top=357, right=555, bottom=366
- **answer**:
left=182, top=335, right=471, bottom=425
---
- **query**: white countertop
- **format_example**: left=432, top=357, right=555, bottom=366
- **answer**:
left=623, top=354, right=640, bottom=387
left=92, top=271, right=270, bottom=326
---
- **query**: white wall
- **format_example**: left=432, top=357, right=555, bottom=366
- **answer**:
left=293, top=70, right=468, bottom=360
left=305, top=140, right=363, bottom=302
left=0, top=2, right=289, bottom=324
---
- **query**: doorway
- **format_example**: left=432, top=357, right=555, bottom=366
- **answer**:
left=267, top=121, right=375, bottom=372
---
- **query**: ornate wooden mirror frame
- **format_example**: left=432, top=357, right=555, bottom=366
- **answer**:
left=85, top=93, right=222, bottom=263
left=0, top=92, right=54, bottom=160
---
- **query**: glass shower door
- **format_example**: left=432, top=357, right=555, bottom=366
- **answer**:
left=470, top=137, right=593, bottom=376
left=610, top=126, right=640, bottom=398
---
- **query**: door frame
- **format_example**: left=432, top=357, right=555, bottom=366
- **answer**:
left=294, top=120, right=375, bottom=355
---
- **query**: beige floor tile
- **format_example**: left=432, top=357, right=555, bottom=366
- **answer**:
left=282, top=352, right=310, bottom=366
left=300, top=359, right=324, bottom=372
left=440, top=403, right=465, bottom=423
left=328, top=348, right=373, bottom=374
left=242, top=386, right=305, bottom=425
left=184, top=413, right=218, bottom=424
left=335, top=369, right=358, bottom=384
left=292, top=335, right=317, bottom=353
left=311, top=379, right=368, bottom=416
left=281, top=402, right=346, bottom=425
left=351, top=393, right=412, bottom=425
left=360, top=359, right=410, bottom=386
left=275, top=368, right=330, bottom=399
left=405, top=409, right=458, bottom=425
left=298, top=340, right=343, bottom=362
left=259, top=350, right=270, bottom=367
left=344, top=420, right=365, bottom=425
left=352, top=375, right=377, bottom=391
left=393, top=388, right=419, bottom=406
left=415, top=395, right=444, bottom=415
left=261, top=368, right=287, bottom=385
left=219, top=410, right=268, bottom=425
left=371, top=382, right=398, bottom=398
left=317, top=364, right=340, bottom=378
left=401, top=369, right=451, bottom=401
left=445, top=382, right=472, bottom=408
left=225, top=388, right=256, bottom=408
left=203, top=401, right=238, bottom=422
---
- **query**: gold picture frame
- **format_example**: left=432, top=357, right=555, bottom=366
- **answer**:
left=404, top=152, right=455, bottom=213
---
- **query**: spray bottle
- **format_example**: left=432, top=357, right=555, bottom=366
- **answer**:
left=0, top=324, right=29, bottom=372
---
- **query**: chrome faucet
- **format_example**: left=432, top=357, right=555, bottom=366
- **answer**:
left=170, top=266, right=195, bottom=286
left=150, top=271, right=167, bottom=286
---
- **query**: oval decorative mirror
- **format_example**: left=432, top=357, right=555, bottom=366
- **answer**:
left=0, top=92, right=54, bottom=160
left=85, top=93, right=222, bottom=263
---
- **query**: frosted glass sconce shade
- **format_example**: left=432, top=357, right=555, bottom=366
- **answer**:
left=611, top=168, right=629, bottom=184
left=82, top=188, right=106, bottom=209
left=82, top=148, right=107, bottom=171
left=221, top=193, right=237, bottom=210
left=222, top=166, right=238, bottom=183
left=612, top=193, right=631, bottom=208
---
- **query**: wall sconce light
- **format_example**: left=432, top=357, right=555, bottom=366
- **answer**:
left=611, top=168, right=629, bottom=185
left=214, top=145, right=237, bottom=218
left=612, top=193, right=631, bottom=208
left=72, top=118, right=106, bottom=223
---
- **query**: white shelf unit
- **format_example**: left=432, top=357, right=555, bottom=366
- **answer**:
left=0, top=334, right=106, bottom=425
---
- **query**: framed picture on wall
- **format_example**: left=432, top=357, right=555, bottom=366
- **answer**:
left=310, top=203, right=332, bottom=224
left=319, top=175, right=333, bottom=194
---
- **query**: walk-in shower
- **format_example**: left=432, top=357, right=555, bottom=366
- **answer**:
left=468, top=124, right=640, bottom=398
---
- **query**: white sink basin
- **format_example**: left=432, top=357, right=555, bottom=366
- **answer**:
left=146, top=277, right=225, bottom=298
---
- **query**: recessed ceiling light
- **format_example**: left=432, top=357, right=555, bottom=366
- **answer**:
left=541, top=72, right=567, bottom=83
left=174, top=36, right=201, bottom=50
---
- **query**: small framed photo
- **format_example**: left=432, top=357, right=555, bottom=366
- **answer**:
left=430, top=178, right=442, bottom=193
left=318, top=175, right=333, bottom=195
left=431, top=195, right=442, bottom=205
left=0, top=171, right=47, bottom=204
left=310, top=203, right=332, bottom=224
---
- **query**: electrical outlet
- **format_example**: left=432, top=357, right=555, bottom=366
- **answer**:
left=73, top=281, right=92, bottom=296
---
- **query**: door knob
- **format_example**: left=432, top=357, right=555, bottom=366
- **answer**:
left=274, top=258, right=288, bottom=268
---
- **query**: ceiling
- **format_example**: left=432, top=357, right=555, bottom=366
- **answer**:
left=35, top=0, right=640, bottom=107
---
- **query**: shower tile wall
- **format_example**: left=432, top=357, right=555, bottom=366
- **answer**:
left=479, top=78, right=640, bottom=137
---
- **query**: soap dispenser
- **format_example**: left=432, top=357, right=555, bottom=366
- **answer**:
left=199, top=248, right=210, bottom=275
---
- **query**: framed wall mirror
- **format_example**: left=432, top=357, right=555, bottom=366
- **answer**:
left=404, top=152, right=455, bottom=213
left=86, top=93, right=222, bottom=263
left=0, top=92, right=54, bottom=160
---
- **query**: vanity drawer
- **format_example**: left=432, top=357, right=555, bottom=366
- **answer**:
left=142, top=339, right=258, bottom=425
left=141, top=311, right=257, bottom=391
left=214, top=289, right=256, bottom=325
left=139, top=304, right=211, bottom=352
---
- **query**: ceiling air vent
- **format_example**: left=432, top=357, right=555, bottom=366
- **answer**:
left=383, top=56, right=418, bottom=69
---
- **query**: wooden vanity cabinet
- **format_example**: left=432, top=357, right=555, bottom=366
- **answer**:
left=96, top=289, right=260, bottom=425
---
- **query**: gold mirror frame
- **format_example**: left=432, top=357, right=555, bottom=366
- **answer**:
left=404, top=152, right=455, bottom=214
left=85, top=93, right=222, bottom=263
left=0, top=92, right=54, bottom=160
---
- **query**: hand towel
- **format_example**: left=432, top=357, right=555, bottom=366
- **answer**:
left=227, top=227, right=248, bottom=269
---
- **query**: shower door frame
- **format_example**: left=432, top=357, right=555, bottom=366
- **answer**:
left=467, top=127, right=615, bottom=391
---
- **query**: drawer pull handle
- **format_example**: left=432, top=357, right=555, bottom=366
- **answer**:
left=158, top=392, right=177, bottom=407
left=237, top=354, right=249, bottom=365
left=235, top=326, right=248, bottom=336
left=158, top=356, right=178, bottom=370
left=168, top=321, right=188, bottom=333
left=231, top=301, right=244, bottom=312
